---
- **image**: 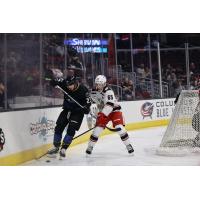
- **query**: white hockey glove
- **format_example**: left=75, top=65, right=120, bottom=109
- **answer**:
left=89, top=103, right=98, bottom=118
left=86, top=104, right=98, bottom=129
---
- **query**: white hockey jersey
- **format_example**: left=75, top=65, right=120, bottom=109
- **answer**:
left=90, top=86, right=121, bottom=116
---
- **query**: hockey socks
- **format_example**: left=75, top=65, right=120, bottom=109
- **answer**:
left=86, top=135, right=98, bottom=154
left=120, top=133, right=130, bottom=146
left=120, top=133, right=134, bottom=153
left=53, top=132, right=62, bottom=147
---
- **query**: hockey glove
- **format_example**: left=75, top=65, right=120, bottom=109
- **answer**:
left=89, top=103, right=98, bottom=118
left=50, top=79, right=58, bottom=87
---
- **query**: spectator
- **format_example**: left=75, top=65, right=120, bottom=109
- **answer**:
left=144, top=66, right=151, bottom=79
left=190, top=62, right=198, bottom=75
left=136, top=64, right=146, bottom=84
left=171, top=72, right=177, bottom=83
left=192, top=76, right=200, bottom=89
left=136, top=63, right=145, bottom=78
left=121, top=77, right=134, bottom=100
left=172, top=80, right=184, bottom=97
left=128, top=80, right=135, bottom=98
left=0, top=81, right=6, bottom=109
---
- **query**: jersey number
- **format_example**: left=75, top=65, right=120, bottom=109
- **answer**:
left=108, top=95, right=113, bottom=100
left=0, top=130, right=5, bottom=144
left=86, top=97, right=91, bottom=104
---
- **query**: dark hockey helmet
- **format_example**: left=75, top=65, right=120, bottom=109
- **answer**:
left=65, top=76, right=77, bottom=86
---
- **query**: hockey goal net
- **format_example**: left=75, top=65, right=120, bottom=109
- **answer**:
left=157, top=90, right=200, bottom=156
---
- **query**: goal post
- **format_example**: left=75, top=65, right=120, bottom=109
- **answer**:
left=157, top=90, right=200, bottom=156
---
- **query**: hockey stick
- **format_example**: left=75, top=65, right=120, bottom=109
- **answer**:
left=36, top=126, right=96, bottom=160
left=73, top=126, right=95, bottom=140
left=56, top=85, right=85, bottom=109
left=55, top=85, right=121, bottom=132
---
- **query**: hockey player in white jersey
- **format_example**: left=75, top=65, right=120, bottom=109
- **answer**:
left=86, top=75, right=134, bottom=154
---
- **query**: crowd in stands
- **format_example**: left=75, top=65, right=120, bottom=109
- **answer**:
left=120, top=57, right=200, bottom=99
left=161, top=62, right=200, bottom=96
left=1, top=34, right=200, bottom=111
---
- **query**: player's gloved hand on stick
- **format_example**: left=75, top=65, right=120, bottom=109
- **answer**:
left=89, top=103, right=98, bottom=118
left=50, top=79, right=58, bottom=87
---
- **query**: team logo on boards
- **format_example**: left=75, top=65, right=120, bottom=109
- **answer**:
left=141, top=102, right=154, bottom=119
left=0, top=128, right=5, bottom=152
left=30, top=115, right=55, bottom=142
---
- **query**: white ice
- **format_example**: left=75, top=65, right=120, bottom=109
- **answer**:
left=23, top=126, right=200, bottom=166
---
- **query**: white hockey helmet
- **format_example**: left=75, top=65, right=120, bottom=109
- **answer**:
left=95, top=75, right=107, bottom=90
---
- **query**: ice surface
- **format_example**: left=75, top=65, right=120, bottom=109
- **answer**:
left=23, top=126, right=200, bottom=166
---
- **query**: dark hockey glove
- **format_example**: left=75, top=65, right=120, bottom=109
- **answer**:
left=83, top=106, right=90, bottom=114
left=50, top=79, right=58, bottom=87
left=50, top=78, right=64, bottom=87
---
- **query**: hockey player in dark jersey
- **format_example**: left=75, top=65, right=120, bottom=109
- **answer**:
left=47, top=75, right=91, bottom=158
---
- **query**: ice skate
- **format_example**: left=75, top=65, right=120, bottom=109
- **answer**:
left=47, top=146, right=59, bottom=158
left=59, top=148, right=66, bottom=159
left=126, top=144, right=134, bottom=154
left=86, top=145, right=93, bottom=155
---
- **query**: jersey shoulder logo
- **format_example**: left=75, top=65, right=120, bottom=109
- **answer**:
left=103, top=86, right=112, bottom=93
